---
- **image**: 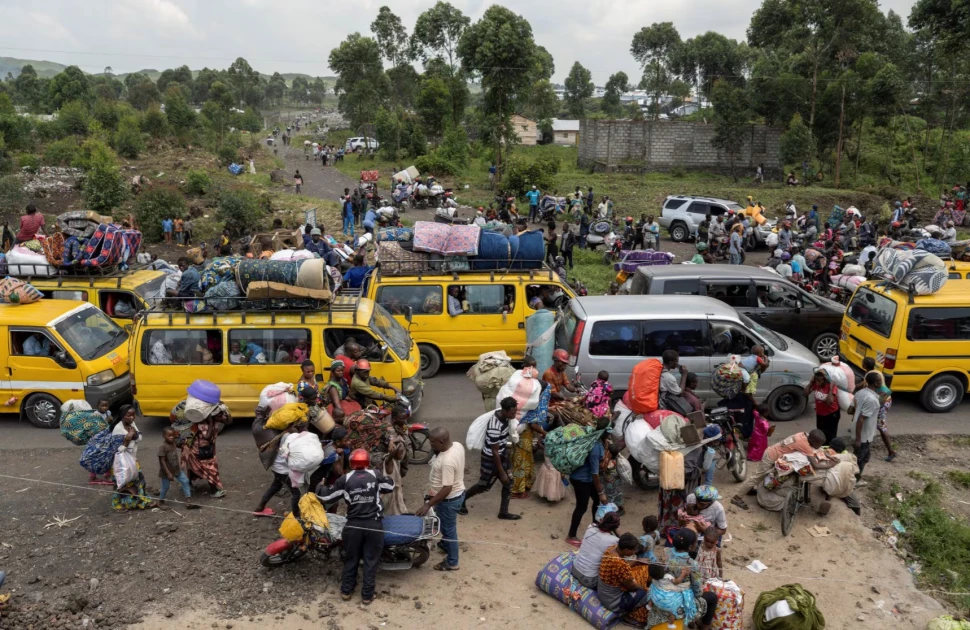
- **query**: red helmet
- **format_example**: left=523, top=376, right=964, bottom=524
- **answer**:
left=349, top=448, right=371, bottom=470
left=553, top=349, right=569, bottom=363
left=355, top=359, right=371, bottom=371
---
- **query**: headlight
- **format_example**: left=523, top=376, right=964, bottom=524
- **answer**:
left=87, top=370, right=116, bottom=386
left=401, top=375, right=422, bottom=396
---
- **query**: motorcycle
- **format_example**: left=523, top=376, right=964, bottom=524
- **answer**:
left=260, top=510, right=440, bottom=571
left=373, top=399, right=433, bottom=465
left=707, top=407, right=748, bottom=482
left=586, top=220, right=615, bottom=251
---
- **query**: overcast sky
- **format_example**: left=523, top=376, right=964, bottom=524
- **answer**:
left=0, top=0, right=919, bottom=84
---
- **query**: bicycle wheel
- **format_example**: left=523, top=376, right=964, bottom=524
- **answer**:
left=781, top=484, right=800, bottom=536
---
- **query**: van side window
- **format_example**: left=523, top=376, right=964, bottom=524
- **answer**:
left=146, top=330, right=222, bottom=365
left=589, top=321, right=640, bottom=356
left=376, top=285, right=442, bottom=315
left=710, top=322, right=755, bottom=355
left=526, top=284, right=564, bottom=309
left=40, top=290, right=88, bottom=301
left=662, top=280, right=699, bottom=295
left=228, top=329, right=310, bottom=364
left=706, top=283, right=751, bottom=308
left=907, top=308, right=970, bottom=341
left=643, top=321, right=709, bottom=357
left=450, top=284, right=514, bottom=314
left=755, top=282, right=802, bottom=309
left=100, top=291, right=138, bottom=319
left=10, top=330, right=63, bottom=358
left=324, top=329, right=384, bottom=361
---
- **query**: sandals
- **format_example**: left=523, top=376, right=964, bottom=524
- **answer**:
left=434, top=561, right=459, bottom=571
left=510, top=492, right=531, bottom=500
left=730, top=496, right=749, bottom=511
left=253, top=507, right=275, bottom=517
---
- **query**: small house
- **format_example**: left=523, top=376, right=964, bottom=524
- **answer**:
left=551, top=119, right=580, bottom=145
left=510, top=114, right=538, bottom=146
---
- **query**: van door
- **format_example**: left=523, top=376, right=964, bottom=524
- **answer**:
left=642, top=320, right=712, bottom=399
left=373, top=282, right=443, bottom=355
left=7, top=328, right=83, bottom=406
left=748, top=279, right=811, bottom=343
left=137, top=327, right=224, bottom=416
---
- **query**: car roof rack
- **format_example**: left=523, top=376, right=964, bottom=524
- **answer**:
left=12, top=263, right=154, bottom=288
left=873, top=278, right=919, bottom=304
left=137, top=293, right=361, bottom=326
left=373, top=260, right=556, bottom=282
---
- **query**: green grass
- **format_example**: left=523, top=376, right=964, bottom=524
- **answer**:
left=571, top=248, right=616, bottom=296
left=873, top=480, right=970, bottom=608
left=946, top=470, right=970, bottom=489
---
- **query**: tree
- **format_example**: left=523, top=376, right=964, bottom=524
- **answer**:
left=564, top=62, right=594, bottom=118
left=524, top=79, right=559, bottom=138
left=679, top=32, right=747, bottom=98
left=329, top=33, right=389, bottom=129
left=141, top=105, right=169, bottom=140
left=308, top=78, right=328, bottom=104
left=602, top=72, right=630, bottom=118
left=123, top=73, right=150, bottom=93
left=157, top=65, right=193, bottom=95
left=48, top=66, right=90, bottom=110
left=227, top=57, right=262, bottom=107
left=290, top=76, right=310, bottom=104
left=387, top=64, right=420, bottom=109
left=193, top=68, right=222, bottom=104
left=412, top=1, right=470, bottom=70
left=780, top=112, right=814, bottom=165
left=164, top=85, right=197, bottom=139
left=709, top=80, right=750, bottom=181
left=458, top=6, right=539, bottom=179
left=83, top=142, right=127, bottom=212
left=372, top=6, right=413, bottom=67
left=14, top=65, right=43, bottom=110
left=113, top=115, right=145, bottom=159
left=90, top=75, right=124, bottom=101
left=58, top=100, right=91, bottom=136
left=631, top=22, right=681, bottom=119
left=266, top=72, right=287, bottom=105
left=416, top=76, right=451, bottom=142
left=201, top=81, right=234, bottom=143
left=128, top=79, right=161, bottom=110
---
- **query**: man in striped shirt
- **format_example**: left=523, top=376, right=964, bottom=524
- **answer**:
left=461, top=397, right=521, bottom=520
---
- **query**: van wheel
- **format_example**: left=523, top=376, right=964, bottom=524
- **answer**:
left=670, top=222, right=689, bottom=243
left=25, top=393, right=61, bottom=428
left=920, top=374, right=965, bottom=413
left=811, top=332, right=840, bottom=361
left=767, top=386, right=806, bottom=422
left=419, top=344, right=442, bottom=379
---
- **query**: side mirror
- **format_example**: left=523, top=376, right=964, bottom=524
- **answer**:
left=404, top=305, right=413, bottom=324
left=54, top=351, right=77, bottom=369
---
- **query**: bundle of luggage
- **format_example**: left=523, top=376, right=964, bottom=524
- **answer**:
left=872, top=246, right=948, bottom=295
left=185, top=256, right=333, bottom=312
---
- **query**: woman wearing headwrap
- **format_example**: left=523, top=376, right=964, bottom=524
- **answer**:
left=323, top=360, right=362, bottom=424
left=510, top=371, right=551, bottom=499
left=180, top=403, right=232, bottom=498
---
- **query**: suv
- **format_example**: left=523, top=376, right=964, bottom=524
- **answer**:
left=629, top=264, right=845, bottom=360
left=345, top=137, right=380, bottom=151
left=659, top=195, right=776, bottom=245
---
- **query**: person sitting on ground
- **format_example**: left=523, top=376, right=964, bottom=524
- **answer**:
left=597, top=533, right=653, bottom=626
left=731, top=429, right=837, bottom=510
left=646, top=564, right=694, bottom=627
left=570, top=510, right=622, bottom=589
left=664, top=529, right=719, bottom=629
left=685, top=485, right=728, bottom=538
left=691, top=241, right=708, bottom=264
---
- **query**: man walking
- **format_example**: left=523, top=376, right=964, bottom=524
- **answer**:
left=526, top=186, right=541, bottom=224
left=560, top=220, right=576, bottom=269
left=417, top=427, right=465, bottom=571
left=294, top=170, right=304, bottom=195
left=729, top=224, right=743, bottom=265
left=318, top=449, right=394, bottom=605
left=853, top=371, right=883, bottom=486
left=461, top=397, right=521, bottom=520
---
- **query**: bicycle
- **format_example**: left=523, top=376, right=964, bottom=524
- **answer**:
left=780, top=475, right=812, bottom=536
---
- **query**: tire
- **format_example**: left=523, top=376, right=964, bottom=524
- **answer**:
left=418, top=344, right=442, bottom=379
left=411, top=543, right=431, bottom=568
left=730, top=428, right=748, bottom=482
left=25, top=393, right=61, bottom=429
left=811, top=332, right=840, bottom=361
left=780, top=484, right=799, bottom=536
left=670, top=222, right=689, bottom=243
left=920, top=374, right=966, bottom=413
left=629, top=456, right=660, bottom=491
left=408, top=429, right=433, bottom=465
left=259, top=545, right=307, bottom=568
left=767, top=385, right=806, bottom=422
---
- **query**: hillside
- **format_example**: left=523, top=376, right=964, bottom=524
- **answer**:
left=0, top=56, right=68, bottom=78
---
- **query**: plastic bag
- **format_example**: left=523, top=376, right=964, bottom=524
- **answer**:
left=822, top=456, right=859, bottom=499
left=113, top=448, right=138, bottom=489
left=616, top=454, right=633, bottom=485
left=259, top=382, right=298, bottom=415
left=595, top=503, right=618, bottom=521
left=466, top=409, right=494, bottom=451
left=265, top=402, right=309, bottom=431
left=495, top=369, right=540, bottom=418
left=283, top=431, right=324, bottom=473
left=278, top=512, right=305, bottom=542
left=659, top=450, right=685, bottom=490
left=61, top=399, right=92, bottom=414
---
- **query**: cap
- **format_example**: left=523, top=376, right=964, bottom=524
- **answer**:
left=356, top=359, right=371, bottom=371
left=552, top=349, right=569, bottom=362
left=781, top=252, right=792, bottom=260
left=311, top=228, right=322, bottom=236
left=349, top=448, right=371, bottom=470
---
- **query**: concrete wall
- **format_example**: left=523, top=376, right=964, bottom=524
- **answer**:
left=578, top=119, right=782, bottom=176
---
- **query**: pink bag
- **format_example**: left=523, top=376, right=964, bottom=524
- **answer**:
left=747, top=411, right=770, bottom=462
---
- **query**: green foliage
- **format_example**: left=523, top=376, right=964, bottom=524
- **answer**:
left=48, top=66, right=90, bottom=110
left=503, top=153, right=562, bottom=195
left=43, top=137, right=80, bottom=166
left=82, top=141, right=127, bottom=212
left=0, top=111, right=34, bottom=151
left=217, top=189, right=264, bottom=237
left=128, top=78, right=161, bottom=111
left=0, top=174, right=26, bottom=208
left=329, top=33, right=389, bottom=129
left=134, top=185, right=188, bottom=242
left=0, top=93, right=14, bottom=116
left=17, top=153, right=40, bottom=173
left=780, top=113, right=815, bottom=166
left=946, top=470, right=970, bottom=489
left=414, top=152, right=461, bottom=177
left=438, top=126, right=469, bottom=170
left=563, top=62, right=594, bottom=118
left=630, top=22, right=681, bottom=118
left=416, top=76, right=451, bottom=140
left=231, top=107, right=263, bottom=133
left=58, top=100, right=91, bottom=136
left=92, top=98, right=121, bottom=131
left=602, top=72, right=631, bottom=118
left=141, top=106, right=169, bottom=140
left=709, top=80, right=750, bottom=180
left=184, top=169, right=213, bottom=196
left=164, top=86, right=197, bottom=139
left=113, top=115, right=145, bottom=159
left=190, top=216, right=225, bottom=245
left=217, top=144, right=239, bottom=166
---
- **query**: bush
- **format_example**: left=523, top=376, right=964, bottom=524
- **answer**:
left=43, top=137, right=81, bottom=166
left=503, top=153, right=562, bottom=195
left=17, top=154, right=40, bottom=174
left=58, top=100, right=91, bottom=137
left=185, top=169, right=212, bottom=196
left=438, top=127, right=469, bottom=170
left=414, top=152, right=461, bottom=177
left=217, top=144, right=240, bottom=166
left=141, top=106, right=169, bottom=140
left=134, top=185, right=188, bottom=242
left=82, top=142, right=127, bottom=213
left=113, top=115, right=145, bottom=159
left=92, top=99, right=121, bottom=131
left=190, top=216, right=224, bottom=245
left=0, top=174, right=26, bottom=209
left=217, top=189, right=263, bottom=237
left=34, top=120, right=61, bottom=143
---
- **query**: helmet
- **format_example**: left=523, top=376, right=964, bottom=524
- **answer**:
left=891, top=221, right=901, bottom=228
left=552, top=349, right=569, bottom=363
left=781, top=252, right=792, bottom=261
left=355, top=359, right=371, bottom=371
left=625, top=216, right=634, bottom=223
left=349, top=448, right=371, bottom=470
left=895, top=201, right=902, bottom=207
left=555, top=255, right=565, bottom=265
left=696, top=241, right=708, bottom=251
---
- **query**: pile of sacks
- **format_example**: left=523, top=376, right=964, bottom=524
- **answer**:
left=466, top=351, right=516, bottom=411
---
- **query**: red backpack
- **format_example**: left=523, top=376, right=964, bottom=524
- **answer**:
left=627, top=359, right=663, bottom=414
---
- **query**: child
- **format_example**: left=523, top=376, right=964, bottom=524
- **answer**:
left=638, top=515, right=661, bottom=563
left=876, top=384, right=897, bottom=462
left=647, top=563, right=694, bottom=625
left=292, top=339, right=309, bottom=364
left=158, top=427, right=197, bottom=508
left=89, top=400, right=114, bottom=484
left=746, top=404, right=774, bottom=463
left=676, top=501, right=712, bottom=536
left=696, top=527, right=723, bottom=580
left=583, top=370, right=613, bottom=419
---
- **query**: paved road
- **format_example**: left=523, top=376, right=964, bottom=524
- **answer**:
left=2, top=364, right=965, bottom=451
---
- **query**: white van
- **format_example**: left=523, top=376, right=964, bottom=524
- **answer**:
left=557, top=295, right=819, bottom=421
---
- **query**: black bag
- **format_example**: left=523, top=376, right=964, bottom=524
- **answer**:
left=661, top=392, right=694, bottom=417
left=197, top=444, right=215, bottom=460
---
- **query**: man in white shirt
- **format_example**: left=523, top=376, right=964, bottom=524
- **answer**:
left=417, top=427, right=466, bottom=570
left=660, top=349, right=688, bottom=396
left=776, top=252, right=794, bottom=278
left=943, top=221, right=957, bottom=243
left=447, top=286, right=464, bottom=316
left=853, top=371, right=883, bottom=485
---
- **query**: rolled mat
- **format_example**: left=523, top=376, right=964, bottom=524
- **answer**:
left=235, top=259, right=299, bottom=291
left=752, top=584, right=825, bottom=630
left=534, top=552, right=619, bottom=629
left=296, top=258, right=327, bottom=290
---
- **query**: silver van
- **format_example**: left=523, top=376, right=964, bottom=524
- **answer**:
left=557, top=295, right=818, bottom=421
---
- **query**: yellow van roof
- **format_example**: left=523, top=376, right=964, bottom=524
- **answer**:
left=865, top=279, right=970, bottom=304
left=139, top=295, right=376, bottom=327
left=27, top=269, right=167, bottom=290
left=0, top=299, right=97, bottom=326
left=374, top=266, right=568, bottom=285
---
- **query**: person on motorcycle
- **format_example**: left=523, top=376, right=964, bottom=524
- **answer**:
left=351, top=359, right=400, bottom=407
left=553, top=256, right=568, bottom=283
left=776, top=252, right=794, bottom=279
left=318, top=448, right=395, bottom=605
left=708, top=214, right=726, bottom=246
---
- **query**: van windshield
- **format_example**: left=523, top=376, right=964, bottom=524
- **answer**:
left=737, top=312, right=787, bottom=351
left=54, top=306, right=128, bottom=361
left=847, top=287, right=897, bottom=338
left=370, top=303, right=412, bottom=359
